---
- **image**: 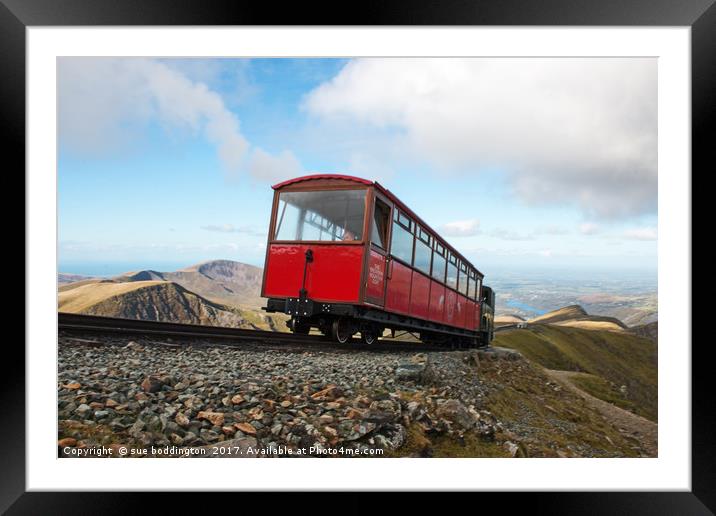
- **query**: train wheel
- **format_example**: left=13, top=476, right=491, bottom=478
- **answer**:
left=331, top=318, right=353, bottom=344
left=361, top=330, right=377, bottom=345
left=293, top=323, right=310, bottom=335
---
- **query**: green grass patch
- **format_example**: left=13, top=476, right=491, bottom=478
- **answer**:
left=494, top=325, right=657, bottom=422
left=569, top=372, right=637, bottom=414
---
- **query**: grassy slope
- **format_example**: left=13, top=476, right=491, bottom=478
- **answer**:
left=494, top=324, right=657, bottom=422
left=58, top=280, right=167, bottom=312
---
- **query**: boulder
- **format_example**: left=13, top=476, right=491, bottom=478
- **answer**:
left=435, top=400, right=475, bottom=430
left=395, top=354, right=435, bottom=384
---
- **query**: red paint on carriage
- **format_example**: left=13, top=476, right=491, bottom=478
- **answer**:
left=262, top=243, right=364, bottom=302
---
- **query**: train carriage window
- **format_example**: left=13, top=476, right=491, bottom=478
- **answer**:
left=431, top=243, right=446, bottom=282
left=413, top=226, right=432, bottom=275
left=371, top=198, right=391, bottom=249
left=274, top=189, right=367, bottom=242
left=469, top=270, right=478, bottom=300
left=476, top=276, right=483, bottom=300
left=391, top=213, right=414, bottom=264
left=397, top=210, right=412, bottom=228
left=446, top=253, right=458, bottom=290
left=458, top=262, right=470, bottom=296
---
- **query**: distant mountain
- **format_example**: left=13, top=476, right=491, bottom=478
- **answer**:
left=58, top=279, right=286, bottom=331
left=115, top=260, right=264, bottom=308
left=58, top=273, right=97, bottom=285
left=528, top=305, right=628, bottom=332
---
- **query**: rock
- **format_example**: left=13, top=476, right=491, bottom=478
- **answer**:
left=234, top=422, right=257, bottom=435
left=436, top=400, right=475, bottom=430
left=462, top=350, right=481, bottom=369
left=125, top=341, right=143, bottom=351
left=477, top=347, right=522, bottom=361
left=337, top=420, right=376, bottom=441
left=105, top=399, right=119, bottom=408
left=345, top=408, right=365, bottom=420
left=280, top=400, right=292, bottom=408
left=183, top=396, right=203, bottom=410
left=231, top=394, right=245, bottom=405
left=322, top=425, right=338, bottom=437
left=395, top=354, right=434, bottom=383
left=58, top=437, right=77, bottom=447
left=62, top=382, right=81, bottom=390
left=94, top=410, right=109, bottom=419
left=141, top=376, right=163, bottom=393
left=74, top=403, right=91, bottom=416
left=197, top=411, right=225, bottom=427
left=175, top=413, right=190, bottom=428
left=129, top=419, right=146, bottom=437
left=504, top=441, right=520, bottom=457
left=311, top=385, right=343, bottom=401
left=374, top=424, right=407, bottom=450
left=406, top=401, right=426, bottom=421
left=221, top=426, right=236, bottom=436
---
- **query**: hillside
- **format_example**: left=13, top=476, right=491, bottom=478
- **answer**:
left=494, top=324, right=657, bottom=422
left=528, top=305, right=628, bottom=332
left=628, top=321, right=658, bottom=341
left=58, top=280, right=285, bottom=331
left=116, top=260, right=264, bottom=308
left=58, top=273, right=96, bottom=285
left=494, top=314, right=526, bottom=327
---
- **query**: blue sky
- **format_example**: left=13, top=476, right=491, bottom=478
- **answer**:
left=58, top=58, right=658, bottom=277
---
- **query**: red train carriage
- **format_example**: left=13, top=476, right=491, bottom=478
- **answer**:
left=261, top=174, right=495, bottom=348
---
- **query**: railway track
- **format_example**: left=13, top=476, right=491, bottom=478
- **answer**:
left=57, top=313, right=455, bottom=353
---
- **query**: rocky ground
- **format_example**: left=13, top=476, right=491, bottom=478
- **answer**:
left=57, top=333, right=655, bottom=458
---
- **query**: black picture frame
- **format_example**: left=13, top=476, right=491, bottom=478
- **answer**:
left=6, top=0, right=711, bottom=512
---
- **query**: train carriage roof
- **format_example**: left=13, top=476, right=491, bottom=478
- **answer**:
left=272, top=174, right=484, bottom=277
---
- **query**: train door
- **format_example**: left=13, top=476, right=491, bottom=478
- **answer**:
left=364, top=194, right=391, bottom=306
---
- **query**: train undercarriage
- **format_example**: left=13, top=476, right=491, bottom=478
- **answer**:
left=264, top=297, right=492, bottom=348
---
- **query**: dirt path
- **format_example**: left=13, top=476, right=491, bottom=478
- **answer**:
left=545, top=369, right=658, bottom=457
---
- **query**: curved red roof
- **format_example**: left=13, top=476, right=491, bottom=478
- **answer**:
left=272, top=174, right=374, bottom=190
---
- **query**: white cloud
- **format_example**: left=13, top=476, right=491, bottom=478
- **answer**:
left=305, top=58, right=657, bottom=219
left=59, top=58, right=249, bottom=171
left=248, top=148, right=304, bottom=183
left=579, top=223, right=600, bottom=235
left=59, top=58, right=296, bottom=182
left=439, top=219, right=481, bottom=237
left=490, top=228, right=534, bottom=241
left=346, top=152, right=395, bottom=184
left=623, top=227, right=657, bottom=240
